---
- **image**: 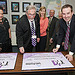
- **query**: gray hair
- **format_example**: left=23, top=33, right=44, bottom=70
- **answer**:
left=26, top=5, right=36, bottom=13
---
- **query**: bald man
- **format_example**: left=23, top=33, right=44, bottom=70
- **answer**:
left=46, top=9, right=58, bottom=51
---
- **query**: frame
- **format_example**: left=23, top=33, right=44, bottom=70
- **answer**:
left=12, top=15, right=19, bottom=24
left=11, top=2, right=19, bottom=12
left=23, top=2, right=31, bottom=12
left=33, top=3, right=41, bottom=12
left=0, top=0, right=7, bottom=14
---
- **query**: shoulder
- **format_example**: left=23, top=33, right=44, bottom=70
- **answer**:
left=18, top=14, right=27, bottom=23
left=59, top=18, right=66, bottom=26
left=59, top=19, right=63, bottom=23
left=2, top=17, right=10, bottom=28
left=59, top=18, right=64, bottom=22
left=2, top=17, right=9, bottom=27
left=45, top=17, right=48, bottom=20
left=73, top=14, right=75, bottom=17
left=53, top=16, right=58, bottom=20
left=2, top=17, right=8, bottom=22
left=35, top=13, right=39, bottom=17
left=20, top=15, right=27, bottom=20
left=72, top=14, right=75, bottom=21
left=35, top=13, right=40, bottom=20
left=44, top=17, right=49, bottom=21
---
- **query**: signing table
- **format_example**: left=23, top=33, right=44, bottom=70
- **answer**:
left=0, top=52, right=75, bottom=75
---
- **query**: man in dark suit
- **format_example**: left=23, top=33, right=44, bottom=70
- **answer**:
left=53, top=4, right=75, bottom=61
left=16, top=5, right=40, bottom=53
left=46, top=9, right=58, bottom=51
left=50, top=11, right=64, bottom=51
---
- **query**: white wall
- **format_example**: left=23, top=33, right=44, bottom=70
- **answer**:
left=9, top=0, right=45, bottom=32
left=65, top=0, right=75, bottom=13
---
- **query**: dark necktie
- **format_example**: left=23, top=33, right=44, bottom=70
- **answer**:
left=49, top=17, right=52, bottom=25
left=47, top=17, right=52, bottom=31
left=64, top=22, right=70, bottom=50
left=31, top=21, right=36, bottom=47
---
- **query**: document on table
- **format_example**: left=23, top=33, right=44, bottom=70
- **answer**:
left=0, top=53, right=17, bottom=70
left=22, top=52, right=74, bottom=70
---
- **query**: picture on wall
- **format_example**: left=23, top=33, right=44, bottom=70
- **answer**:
left=12, top=15, right=19, bottom=24
left=23, top=2, right=31, bottom=12
left=0, top=0, right=7, bottom=14
left=11, top=2, right=19, bottom=12
left=33, top=3, right=41, bottom=12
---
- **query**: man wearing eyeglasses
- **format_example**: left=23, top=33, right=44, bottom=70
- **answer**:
left=16, top=5, right=40, bottom=53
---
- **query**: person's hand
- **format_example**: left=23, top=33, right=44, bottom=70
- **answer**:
left=53, top=47, right=59, bottom=53
left=50, top=38, right=53, bottom=44
left=65, top=54, right=73, bottom=61
left=37, top=38, right=40, bottom=42
left=62, top=42, right=64, bottom=46
left=0, top=48, right=2, bottom=51
left=19, top=47, right=25, bottom=54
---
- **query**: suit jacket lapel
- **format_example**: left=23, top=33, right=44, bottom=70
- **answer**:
left=25, top=15, right=31, bottom=33
left=34, top=17, right=37, bottom=31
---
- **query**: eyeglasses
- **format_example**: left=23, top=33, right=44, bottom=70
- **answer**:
left=28, top=13, right=36, bottom=16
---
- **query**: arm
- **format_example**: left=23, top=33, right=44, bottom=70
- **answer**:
left=3, top=17, right=11, bottom=39
left=52, top=20, right=59, bottom=40
left=16, top=20, right=25, bottom=53
left=50, top=20, right=59, bottom=44
left=53, top=20, right=65, bottom=53
left=65, top=33, right=75, bottom=61
left=8, top=28, right=11, bottom=38
left=70, top=33, right=75, bottom=53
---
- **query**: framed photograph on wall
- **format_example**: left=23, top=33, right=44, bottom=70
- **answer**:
left=33, top=3, right=41, bottom=12
left=23, top=2, right=31, bottom=12
left=11, top=2, right=19, bottom=12
left=12, top=15, right=19, bottom=24
left=0, top=0, right=7, bottom=14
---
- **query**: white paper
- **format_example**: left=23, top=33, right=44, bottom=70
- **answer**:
left=22, top=52, right=74, bottom=70
left=0, top=53, right=17, bottom=70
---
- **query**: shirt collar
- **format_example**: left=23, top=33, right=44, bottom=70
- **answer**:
left=28, top=19, right=34, bottom=22
left=66, top=20, right=71, bottom=24
left=66, top=20, right=71, bottom=27
left=29, top=19, right=35, bottom=23
left=50, top=16, right=53, bottom=19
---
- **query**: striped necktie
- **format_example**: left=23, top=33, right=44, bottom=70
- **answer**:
left=49, top=17, right=52, bottom=24
left=31, top=21, right=36, bottom=47
left=47, top=17, right=52, bottom=31
left=64, top=22, right=70, bottom=50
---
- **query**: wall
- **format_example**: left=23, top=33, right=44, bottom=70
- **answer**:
left=65, top=0, right=75, bottom=13
left=3, top=0, right=75, bottom=45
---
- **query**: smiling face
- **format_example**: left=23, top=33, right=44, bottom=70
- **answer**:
left=40, top=9, right=46, bottom=17
left=62, top=7, right=73, bottom=22
left=49, top=10, right=55, bottom=17
left=0, top=9, right=3, bottom=20
left=26, top=9, right=36, bottom=20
